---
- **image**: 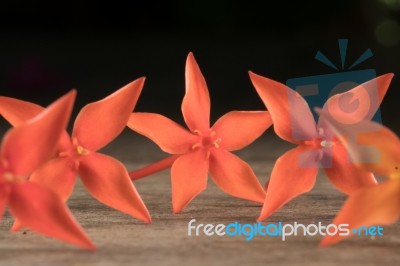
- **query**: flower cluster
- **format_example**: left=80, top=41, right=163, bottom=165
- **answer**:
left=0, top=52, right=396, bottom=249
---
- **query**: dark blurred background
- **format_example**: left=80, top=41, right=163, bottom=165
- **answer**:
left=0, top=0, right=399, bottom=131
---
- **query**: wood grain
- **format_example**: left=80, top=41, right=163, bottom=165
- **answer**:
left=1, top=131, right=399, bottom=266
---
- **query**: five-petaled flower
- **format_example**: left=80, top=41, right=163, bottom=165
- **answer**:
left=0, top=91, right=95, bottom=249
left=249, top=72, right=393, bottom=221
left=317, top=109, right=400, bottom=246
left=0, top=78, right=151, bottom=226
left=128, top=53, right=271, bottom=213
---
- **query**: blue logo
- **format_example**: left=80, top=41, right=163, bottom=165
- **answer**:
left=286, top=39, right=380, bottom=122
left=285, top=39, right=383, bottom=167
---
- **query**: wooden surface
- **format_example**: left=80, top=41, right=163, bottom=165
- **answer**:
left=1, top=131, right=399, bottom=266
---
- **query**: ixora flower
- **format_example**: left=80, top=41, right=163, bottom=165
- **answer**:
left=317, top=111, right=400, bottom=246
left=0, top=78, right=150, bottom=225
left=249, top=72, right=393, bottom=221
left=128, top=53, right=271, bottom=213
left=0, top=91, right=95, bottom=249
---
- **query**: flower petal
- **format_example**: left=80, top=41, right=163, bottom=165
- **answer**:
left=8, top=182, right=95, bottom=250
left=78, top=152, right=151, bottom=223
left=0, top=96, right=72, bottom=152
left=0, top=96, right=43, bottom=127
left=182, top=52, right=210, bottom=132
left=30, top=157, right=77, bottom=202
left=320, top=73, right=394, bottom=127
left=57, top=132, right=74, bottom=153
left=323, top=143, right=377, bottom=195
left=209, top=149, right=266, bottom=203
left=249, top=71, right=318, bottom=144
left=317, top=109, right=400, bottom=178
left=73, top=77, right=145, bottom=151
left=320, top=179, right=400, bottom=247
left=128, top=112, right=198, bottom=154
left=1, top=91, right=75, bottom=176
left=10, top=219, right=22, bottom=232
left=211, top=111, right=272, bottom=151
left=258, top=146, right=319, bottom=221
left=171, top=150, right=208, bottom=213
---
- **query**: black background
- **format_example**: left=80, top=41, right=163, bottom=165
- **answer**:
left=0, top=0, right=399, bottom=131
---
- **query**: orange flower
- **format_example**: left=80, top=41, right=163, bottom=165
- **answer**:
left=0, top=78, right=150, bottom=225
left=0, top=91, right=95, bottom=250
left=128, top=53, right=271, bottom=213
left=317, top=109, right=400, bottom=246
left=249, top=72, right=393, bottom=221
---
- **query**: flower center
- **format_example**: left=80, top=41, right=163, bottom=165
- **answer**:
left=76, top=145, right=89, bottom=155
left=191, top=130, right=222, bottom=150
left=4, top=172, right=14, bottom=181
left=58, top=138, right=90, bottom=171
left=320, top=140, right=334, bottom=148
left=72, top=137, right=90, bottom=156
left=2, top=171, right=26, bottom=183
left=316, top=127, right=337, bottom=148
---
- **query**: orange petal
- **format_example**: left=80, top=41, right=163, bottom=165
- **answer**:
left=0, top=96, right=72, bottom=152
left=209, top=149, right=266, bottom=203
left=320, top=179, right=400, bottom=247
left=171, top=150, right=208, bottom=213
left=57, top=131, right=74, bottom=153
left=249, top=71, right=318, bottom=144
left=317, top=109, right=400, bottom=178
left=30, top=157, right=77, bottom=202
left=258, top=146, right=319, bottom=221
left=10, top=219, right=22, bottom=232
left=323, top=143, right=377, bottom=195
left=182, top=52, right=210, bottom=132
left=78, top=152, right=151, bottom=223
left=0, top=96, right=43, bottom=126
left=73, top=77, right=145, bottom=151
left=321, top=73, right=394, bottom=126
left=8, top=182, right=95, bottom=250
left=128, top=112, right=198, bottom=154
left=1, top=91, right=76, bottom=176
left=211, top=111, right=272, bottom=151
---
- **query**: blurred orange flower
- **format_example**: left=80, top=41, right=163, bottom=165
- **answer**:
left=0, top=78, right=150, bottom=225
left=0, top=91, right=94, bottom=249
left=318, top=110, right=400, bottom=246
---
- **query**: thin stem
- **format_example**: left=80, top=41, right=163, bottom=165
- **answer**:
left=129, top=154, right=179, bottom=180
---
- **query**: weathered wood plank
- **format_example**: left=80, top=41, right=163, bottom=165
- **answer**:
left=0, top=132, right=399, bottom=266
